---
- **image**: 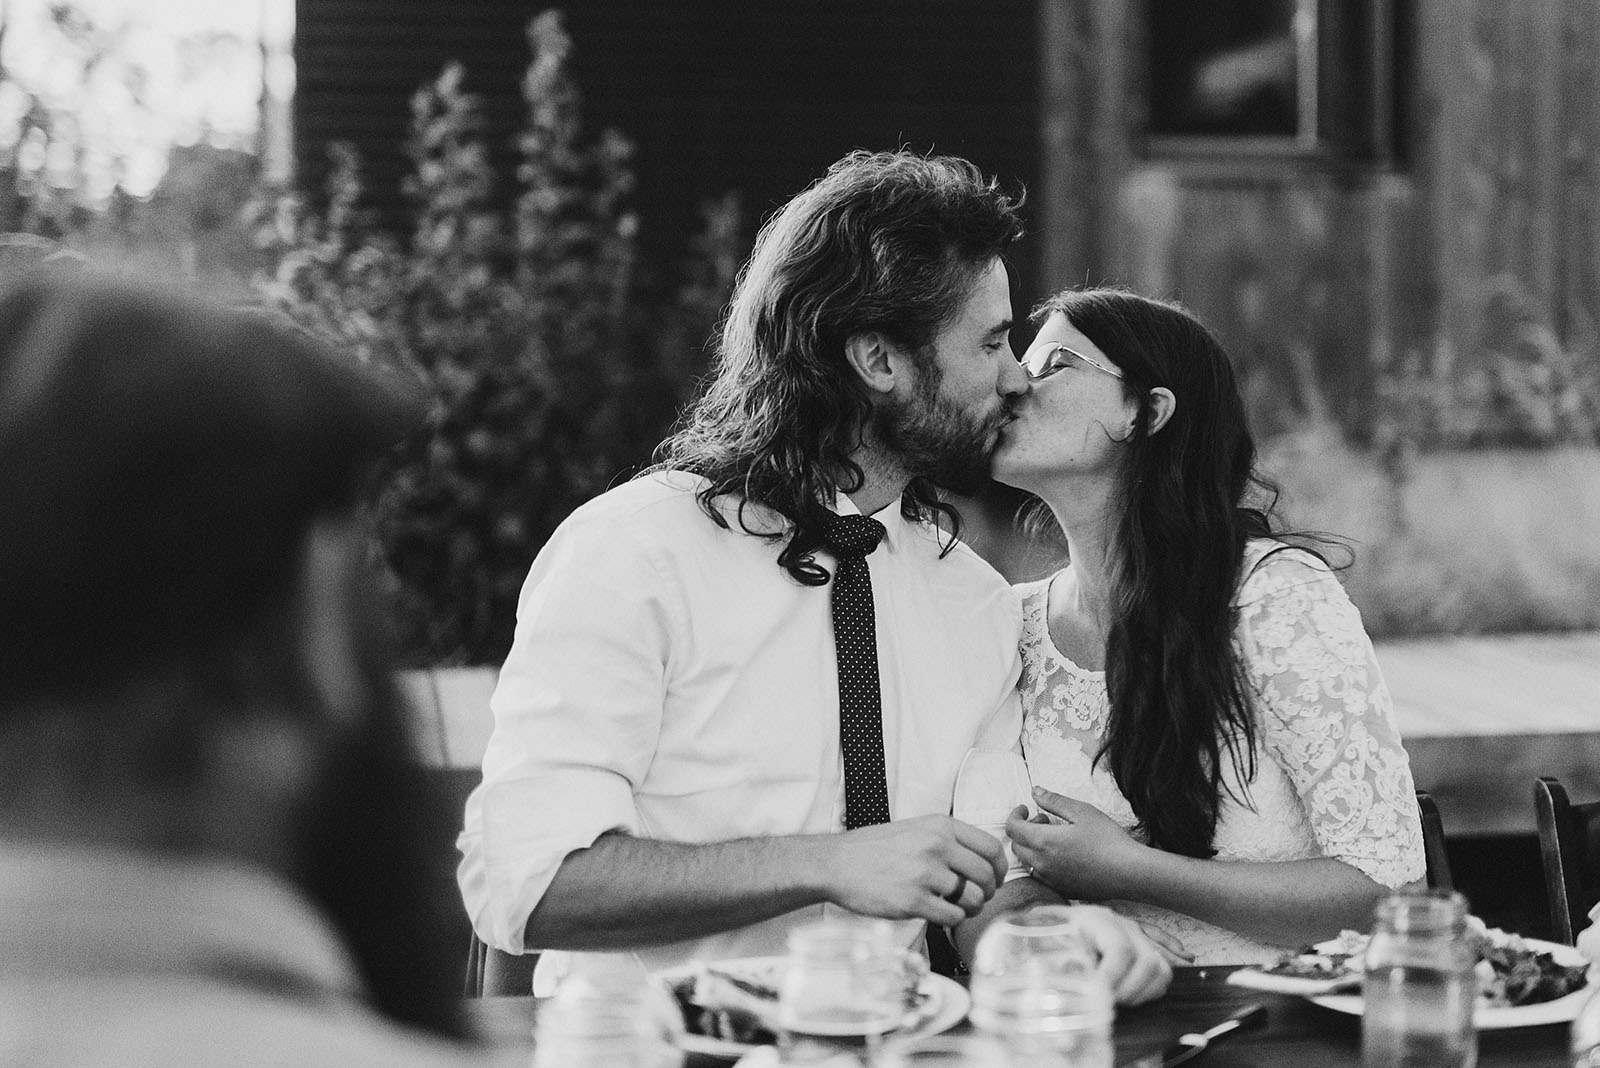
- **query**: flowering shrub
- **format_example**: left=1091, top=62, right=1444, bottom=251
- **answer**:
left=252, top=12, right=742, bottom=664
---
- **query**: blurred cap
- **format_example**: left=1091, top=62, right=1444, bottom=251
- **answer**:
left=0, top=275, right=425, bottom=696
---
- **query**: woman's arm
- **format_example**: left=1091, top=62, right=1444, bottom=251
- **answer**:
left=1008, top=792, right=1398, bottom=945
left=1009, top=552, right=1426, bottom=947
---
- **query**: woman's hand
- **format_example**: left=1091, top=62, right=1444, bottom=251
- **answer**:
left=1007, top=786, right=1152, bottom=901
left=1058, top=903, right=1175, bottom=1005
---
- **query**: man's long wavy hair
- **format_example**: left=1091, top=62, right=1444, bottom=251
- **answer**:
left=1033, top=288, right=1336, bottom=859
left=653, top=150, right=1024, bottom=585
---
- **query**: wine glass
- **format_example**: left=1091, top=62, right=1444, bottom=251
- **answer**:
left=952, top=747, right=1033, bottom=868
left=968, top=905, right=1114, bottom=1068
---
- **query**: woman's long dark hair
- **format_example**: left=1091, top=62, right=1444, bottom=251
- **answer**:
left=653, top=150, right=1024, bottom=584
left=1033, top=288, right=1328, bottom=859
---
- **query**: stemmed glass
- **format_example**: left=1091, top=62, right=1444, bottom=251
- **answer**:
left=952, top=747, right=1033, bottom=869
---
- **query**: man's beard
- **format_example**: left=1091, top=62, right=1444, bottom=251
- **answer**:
left=291, top=659, right=471, bottom=1040
left=872, top=364, right=1008, bottom=495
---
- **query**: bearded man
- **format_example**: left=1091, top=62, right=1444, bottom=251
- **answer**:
left=458, top=150, right=1172, bottom=1001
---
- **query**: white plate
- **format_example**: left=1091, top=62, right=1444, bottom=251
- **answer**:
left=1308, top=937, right=1596, bottom=1030
left=658, top=956, right=970, bottom=1060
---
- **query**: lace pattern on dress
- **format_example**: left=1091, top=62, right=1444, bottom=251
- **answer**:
left=1015, top=544, right=1426, bottom=965
left=1234, top=546, right=1425, bottom=890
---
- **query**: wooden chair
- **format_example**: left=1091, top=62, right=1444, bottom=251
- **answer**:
left=1417, top=790, right=1454, bottom=891
left=464, top=932, right=539, bottom=998
left=1535, top=776, right=1600, bottom=944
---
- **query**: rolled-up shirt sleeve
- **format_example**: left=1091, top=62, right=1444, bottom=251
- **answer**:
left=457, top=502, right=678, bottom=953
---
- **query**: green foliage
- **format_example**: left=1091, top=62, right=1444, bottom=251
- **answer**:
left=1373, top=275, right=1600, bottom=458
left=252, top=12, right=743, bottom=664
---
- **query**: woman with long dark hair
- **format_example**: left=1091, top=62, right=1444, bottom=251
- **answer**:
left=993, top=287, right=1426, bottom=964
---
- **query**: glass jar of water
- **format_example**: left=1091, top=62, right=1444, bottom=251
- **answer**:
left=533, top=960, right=684, bottom=1068
left=1361, top=889, right=1478, bottom=1068
left=777, top=918, right=908, bottom=1061
left=968, top=905, right=1113, bottom=1068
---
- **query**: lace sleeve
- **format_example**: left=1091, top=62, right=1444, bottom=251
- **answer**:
left=1235, top=552, right=1426, bottom=888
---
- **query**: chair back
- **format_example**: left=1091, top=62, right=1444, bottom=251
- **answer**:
left=1535, top=776, right=1600, bottom=944
left=1417, top=790, right=1454, bottom=891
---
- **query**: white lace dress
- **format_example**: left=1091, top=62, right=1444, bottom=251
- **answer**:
left=1016, top=541, right=1426, bottom=965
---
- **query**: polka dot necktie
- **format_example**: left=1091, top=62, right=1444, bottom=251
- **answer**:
left=820, top=511, right=891, bottom=831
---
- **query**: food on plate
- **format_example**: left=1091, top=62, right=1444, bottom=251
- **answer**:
left=668, top=963, right=782, bottom=1045
left=1260, top=920, right=1591, bottom=1008
left=668, top=953, right=932, bottom=1045
left=1259, top=929, right=1366, bottom=988
left=1471, top=926, right=1590, bottom=1007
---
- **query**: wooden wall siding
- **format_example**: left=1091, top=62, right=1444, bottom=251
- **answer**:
left=1038, top=0, right=1600, bottom=441
left=1135, top=173, right=1391, bottom=436
left=1418, top=0, right=1565, bottom=366
left=1558, top=0, right=1600, bottom=352
left=294, top=0, right=1042, bottom=305
left=1036, top=0, right=1135, bottom=293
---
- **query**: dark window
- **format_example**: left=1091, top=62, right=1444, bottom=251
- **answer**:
left=1149, top=0, right=1309, bottom=140
left=1146, top=0, right=1399, bottom=161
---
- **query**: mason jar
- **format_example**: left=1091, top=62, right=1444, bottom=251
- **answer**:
left=533, top=963, right=684, bottom=1068
left=1361, top=889, right=1478, bottom=1068
left=968, top=905, right=1113, bottom=1068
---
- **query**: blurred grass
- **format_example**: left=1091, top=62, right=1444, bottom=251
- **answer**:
left=965, top=429, right=1600, bottom=638
left=1261, top=426, right=1600, bottom=637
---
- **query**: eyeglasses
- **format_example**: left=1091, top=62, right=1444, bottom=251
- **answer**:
left=1021, top=342, right=1124, bottom=382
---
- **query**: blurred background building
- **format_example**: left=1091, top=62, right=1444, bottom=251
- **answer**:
left=1, top=0, right=1596, bottom=661
left=293, top=0, right=1600, bottom=447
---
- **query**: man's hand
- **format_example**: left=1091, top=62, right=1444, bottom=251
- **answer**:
left=1060, top=904, right=1175, bottom=1006
left=820, top=815, right=1007, bottom=927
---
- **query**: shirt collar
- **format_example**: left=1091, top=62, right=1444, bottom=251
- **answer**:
left=830, top=488, right=908, bottom=551
left=0, top=841, right=363, bottom=1005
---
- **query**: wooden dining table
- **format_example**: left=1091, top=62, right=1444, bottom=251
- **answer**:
left=467, top=965, right=1577, bottom=1066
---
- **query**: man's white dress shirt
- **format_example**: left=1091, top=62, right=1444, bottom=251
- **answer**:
left=457, top=472, right=1024, bottom=985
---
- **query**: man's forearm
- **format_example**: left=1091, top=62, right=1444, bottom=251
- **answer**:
left=950, top=875, right=1063, bottom=963
left=524, top=831, right=833, bottom=949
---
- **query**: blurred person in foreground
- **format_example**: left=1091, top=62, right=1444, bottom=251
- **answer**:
left=458, top=150, right=1173, bottom=1005
left=0, top=276, right=485, bottom=1067
left=992, top=287, right=1426, bottom=964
